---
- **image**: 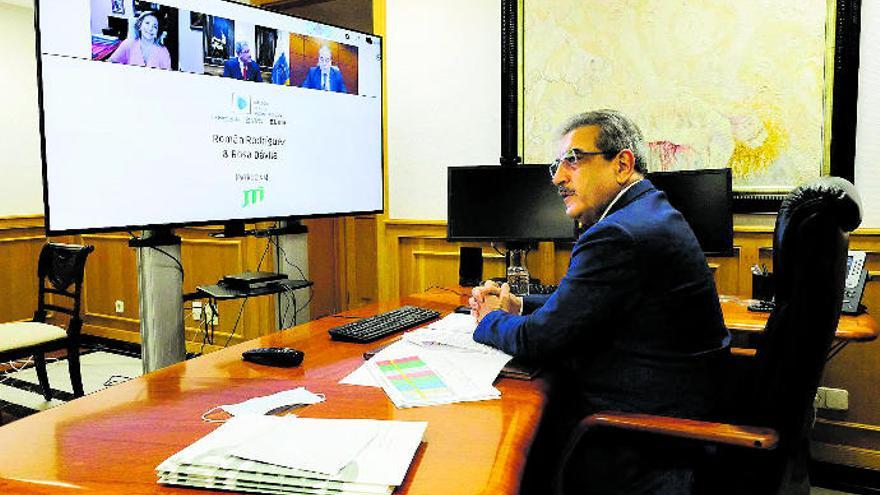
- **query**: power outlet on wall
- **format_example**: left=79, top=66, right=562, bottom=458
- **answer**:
left=204, top=304, right=219, bottom=325
left=114, top=300, right=124, bottom=313
left=192, top=301, right=202, bottom=321
left=816, top=387, right=849, bottom=411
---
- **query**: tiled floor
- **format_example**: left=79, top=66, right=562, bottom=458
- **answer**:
left=0, top=351, right=142, bottom=421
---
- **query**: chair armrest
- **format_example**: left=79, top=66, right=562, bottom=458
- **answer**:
left=584, top=411, right=778, bottom=450
left=730, top=347, right=757, bottom=358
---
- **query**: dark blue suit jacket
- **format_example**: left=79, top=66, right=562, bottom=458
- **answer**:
left=222, top=58, right=262, bottom=82
left=301, top=66, right=347, bottom=93
left=474, top=179, right=730, bottom=418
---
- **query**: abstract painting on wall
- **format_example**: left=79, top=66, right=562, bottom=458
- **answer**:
left=524, top=1, right=829, bottom=193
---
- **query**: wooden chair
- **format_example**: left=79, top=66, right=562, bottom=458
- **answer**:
left=555, top=177, right=862, bottom=495
left=0, top=243, right=94, bottom=402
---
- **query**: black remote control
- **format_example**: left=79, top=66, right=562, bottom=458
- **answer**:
left=242, top=347, right=304, bottom=367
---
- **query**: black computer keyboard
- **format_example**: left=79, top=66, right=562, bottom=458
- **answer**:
left=529, top=283, right=558, bottom=295
left=328, top=305, right=441, bottom=343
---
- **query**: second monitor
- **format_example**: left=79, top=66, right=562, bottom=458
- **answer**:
left=647, top=168, right=734, bottom=257
left=447, top=165, right=577, bottom=242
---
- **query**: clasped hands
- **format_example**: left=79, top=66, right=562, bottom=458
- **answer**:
left=468, top=280, right=523, bottom=323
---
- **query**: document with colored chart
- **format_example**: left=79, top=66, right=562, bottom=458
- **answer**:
left=368, top=352, right=501, bottom=408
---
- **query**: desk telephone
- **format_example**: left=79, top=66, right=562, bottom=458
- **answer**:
left=842, top=251, right=869, bottom=314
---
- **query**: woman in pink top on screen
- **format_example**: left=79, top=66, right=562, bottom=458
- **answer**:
left=109, top=11, right=171, bottom=70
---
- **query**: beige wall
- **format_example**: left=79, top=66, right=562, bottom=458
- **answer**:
left=385, top=0, right=500, bottom=220
left=0, top=3, right=43, bottom=216
left=856, top=0, right=880, bottom=227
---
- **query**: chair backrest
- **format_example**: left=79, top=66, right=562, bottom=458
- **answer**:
left=746, top=177, right=861, bottom=488
left=34, top=243, right=95, bottom=326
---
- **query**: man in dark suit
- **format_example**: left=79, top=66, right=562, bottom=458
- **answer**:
left=470, top=110, right=730, bottom=494
left=301, top=45, right=347, bottom=93
left=222, top=41, right=262, bottom=82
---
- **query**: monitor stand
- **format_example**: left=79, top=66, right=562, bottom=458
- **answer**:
left=129, top=228, right=185, bottom=372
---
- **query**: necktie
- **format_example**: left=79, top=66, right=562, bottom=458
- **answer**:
left=323, top=72, right=328, bottom=90
left=242, top=64, right=248, bottom=80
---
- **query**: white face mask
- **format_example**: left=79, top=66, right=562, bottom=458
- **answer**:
left=202, top=387, right=325, bottom=422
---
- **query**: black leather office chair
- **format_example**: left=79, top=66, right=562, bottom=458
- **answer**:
left=555, top=177, right=862, bottom=495
left=0, top=243, right=95, bottom=402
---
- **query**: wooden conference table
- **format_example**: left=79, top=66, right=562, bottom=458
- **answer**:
left=0, top=289, right=876, bottom=495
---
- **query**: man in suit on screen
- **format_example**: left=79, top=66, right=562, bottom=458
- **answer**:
left=469, top=109, right=730, bottom=494
left=301, top=45, right=347, bottom=93
left=222, top=41, right=262, bottom=82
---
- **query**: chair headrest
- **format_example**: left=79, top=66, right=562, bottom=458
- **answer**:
left=778, top=177, right=861, bottom=233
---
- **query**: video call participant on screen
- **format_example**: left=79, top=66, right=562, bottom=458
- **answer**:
left=222, top=41, right=262, bottom=82
left=469, top=110, right=730, bottom=494
left=109, top=11, right=171, bottom=70
left=301, top=45, right=346, bottom=93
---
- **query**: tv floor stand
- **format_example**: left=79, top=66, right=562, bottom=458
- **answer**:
left=129, top=228, right=185, bottom=373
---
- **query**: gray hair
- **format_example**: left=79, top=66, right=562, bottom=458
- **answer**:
left=558, top=109, right=648, bottom=174
left=318, top=45, right=332, bottom=58
left=133, top=11, right=159, bottom=43
left=235, top=41, right=249, bottom=55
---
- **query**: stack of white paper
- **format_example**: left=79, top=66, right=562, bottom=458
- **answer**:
left=340, top=313, right=513, bottom=396
left=157, top=415, right=427, bottom=495
left=366, top=350, right=502, bottom=408
left=402, top=313, right=509, bottom=356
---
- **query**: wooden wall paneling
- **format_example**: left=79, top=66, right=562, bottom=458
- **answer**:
left=529, top=242, right=557, bottom=285
left=481, top=247, right=508, bottom=282
left=554, top=244, right=573, bottom=282
left=303, top=218, right=342, bottom=319
left=707, top=248, right=742, bottom=297
left=239, top=230, right=280, bottom=342
left=353, top=216, right=379, bottom=307
left=377, top=220, right=447, bottom=301
left=0, top=216, right=44, bottom=232
left=341, top=215, right=379, bottom=311
left=733, top=227, right=775, bottom=299
left=79, top=234, right=139, bottom=342
left=0, top=236, right=44, bottom=323
left=409, top=243, right=506, bottom=294
left=181, top=233, right=249, bottom=347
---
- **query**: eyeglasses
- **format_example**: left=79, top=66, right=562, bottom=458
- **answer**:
left=548, top=148, right=610, bottom=178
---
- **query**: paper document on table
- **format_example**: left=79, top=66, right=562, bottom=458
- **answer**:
left=156, top=415, right=427, bottom=492
left=421, top=312, right=477, bottom=333
left=402, top=312, right=511, bottom=356
left=338, top=312, right=512, bottom=390
left=403, top=326, right=503, bottom=354
left=368, top=350, right=501, bottom=408
left=230, top=418, right=380, bottom=475
left=340, top=329, right=512, bottom=389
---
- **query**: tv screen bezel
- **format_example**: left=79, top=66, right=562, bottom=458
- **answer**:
left=446, top=165, right=578, bottom=243
left=34, top=0, right=385, bottom=236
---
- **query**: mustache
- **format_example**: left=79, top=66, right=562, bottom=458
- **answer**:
left=557, top=186, right=575, bottom=195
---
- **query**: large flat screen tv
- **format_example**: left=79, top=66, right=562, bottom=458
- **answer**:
left=447, top=165, right=577, bottom=242
left=36, top=0, right=383, bottom=234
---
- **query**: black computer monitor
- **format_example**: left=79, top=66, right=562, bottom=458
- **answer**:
left=647, top=168, right=734, bottom=257
left=447, top=165, right=577, bottom=242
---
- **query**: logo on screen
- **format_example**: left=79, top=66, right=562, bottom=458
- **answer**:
left=231, top=93, right=251, bottom=114
left=242, top=186, right=265, bottom=208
